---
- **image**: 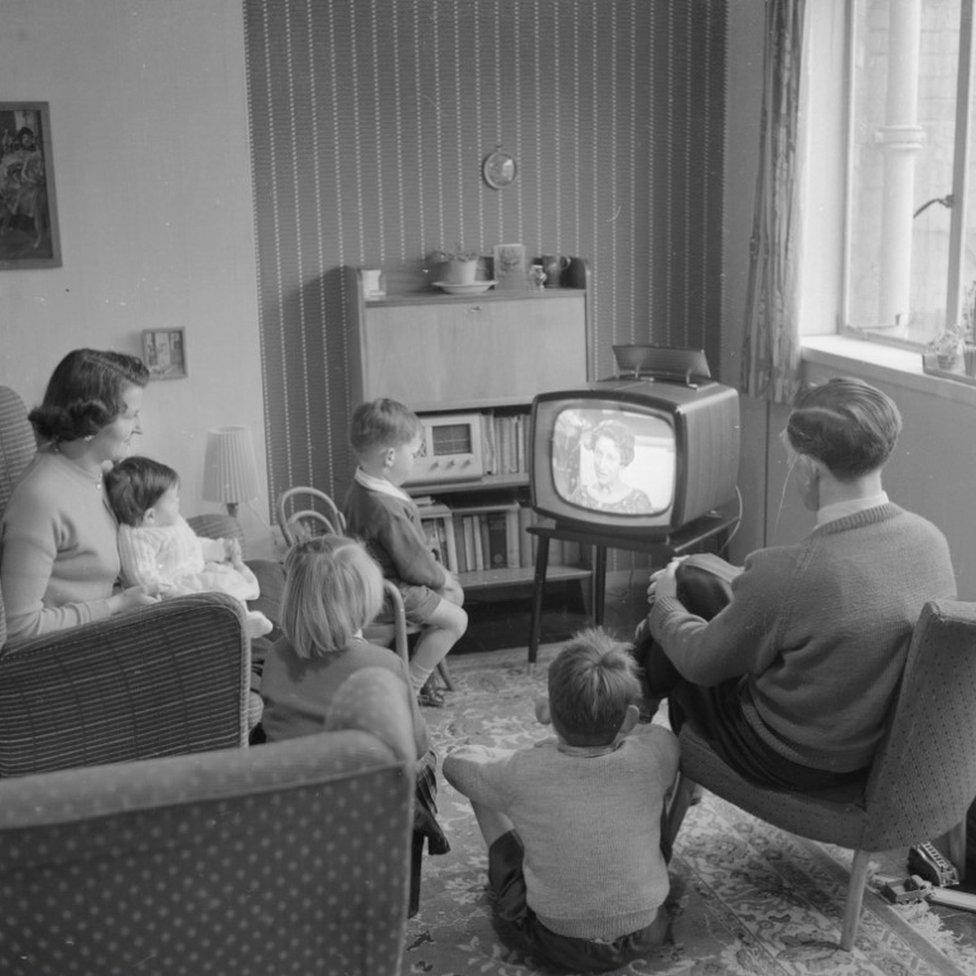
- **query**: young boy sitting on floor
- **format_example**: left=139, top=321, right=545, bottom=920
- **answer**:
left=343, top=397, right=467, bottom=707
left=443, top=628, right=680, bottom=973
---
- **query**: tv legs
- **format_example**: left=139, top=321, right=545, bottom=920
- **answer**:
left=528, top=534, right=550, bottom=666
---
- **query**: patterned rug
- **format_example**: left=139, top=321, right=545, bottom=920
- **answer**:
left=405, top=646, right=976, bottom=976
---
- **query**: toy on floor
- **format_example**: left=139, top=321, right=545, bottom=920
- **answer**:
left=875, top=843, right=976, bottom=914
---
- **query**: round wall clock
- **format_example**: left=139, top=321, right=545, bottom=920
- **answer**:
left=482, top=149, right=517, bottom=189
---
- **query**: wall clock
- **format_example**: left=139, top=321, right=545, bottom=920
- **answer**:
left=482, top=149, right=517, bottom=189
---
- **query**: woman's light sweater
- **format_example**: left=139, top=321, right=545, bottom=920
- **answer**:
left=0, top=450, right=119, bottom=641
left=443, top=724, right=679, bottom=941
left=649, top=503, right=956, bottom=771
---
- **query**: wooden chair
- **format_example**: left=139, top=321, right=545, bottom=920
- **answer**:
left=667, top=599, right=976, bottom=951
left=276, top=486, right=453, bottom=689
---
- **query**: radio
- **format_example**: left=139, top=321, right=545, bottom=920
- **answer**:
left=406, top=412, right=486, bottom=485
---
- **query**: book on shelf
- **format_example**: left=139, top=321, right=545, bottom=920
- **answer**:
left=419, top=497, right=583, bottom=578
left=419, top=502, right=458, bottom=572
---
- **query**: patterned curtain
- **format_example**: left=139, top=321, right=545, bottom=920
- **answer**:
left=741, top=0, right=806, bottom=403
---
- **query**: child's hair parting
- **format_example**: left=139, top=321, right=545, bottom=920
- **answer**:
left=281, top=533, right=385, bottom=658
left=349, top=397, right=421, bottom=457
left=547, top=628, right=642, bottom=746
left=105, top=456, right=179, bottom=526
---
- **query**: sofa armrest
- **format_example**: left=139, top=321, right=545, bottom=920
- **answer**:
left=0, top=591, right=250, bottom=777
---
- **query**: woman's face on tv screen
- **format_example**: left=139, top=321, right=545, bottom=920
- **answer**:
left=592, top=435, right=622, bottom=486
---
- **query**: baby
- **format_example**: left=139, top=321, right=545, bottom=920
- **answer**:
left=105, top=456, right=273, bottom=639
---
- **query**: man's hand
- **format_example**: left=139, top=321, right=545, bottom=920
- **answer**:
left=646, top=557, right=686, bottom=604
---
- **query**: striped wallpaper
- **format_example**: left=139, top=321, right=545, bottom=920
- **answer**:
left=244, top=0, right=726, bottom=511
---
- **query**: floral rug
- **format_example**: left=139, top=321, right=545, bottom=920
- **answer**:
left=405, top=646, right=976, bottom=976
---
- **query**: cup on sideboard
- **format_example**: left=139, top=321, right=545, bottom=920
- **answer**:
left=540, top=255, right=571, bottom=287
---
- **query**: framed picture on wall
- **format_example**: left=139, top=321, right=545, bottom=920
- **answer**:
left=142, top=329, right=188, bottom=380
left=492, top=243, right=527, bottom=291
left=0, top=102, right=61, bottom=270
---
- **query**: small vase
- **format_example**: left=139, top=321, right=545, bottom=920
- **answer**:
left=444, top=258, right=479, bottom=285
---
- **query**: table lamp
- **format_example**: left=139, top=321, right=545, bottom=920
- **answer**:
left=202, top=426, right=259, bottom=518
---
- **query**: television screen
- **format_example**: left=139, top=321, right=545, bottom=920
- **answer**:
left=531, top=378, right=740, bottom=536
left=551, top=406, right=675, bottom=517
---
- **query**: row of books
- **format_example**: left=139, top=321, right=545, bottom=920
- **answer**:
left=419, top=501, right=581, bottom=574
left=482, top=412, right=529, bottom=476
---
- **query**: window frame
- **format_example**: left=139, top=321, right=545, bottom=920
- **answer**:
left=837, top=0, right=976, bottom=347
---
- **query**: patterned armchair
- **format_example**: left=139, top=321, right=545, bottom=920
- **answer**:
left=0, top=667, right=416, bottom=975
left=0, top=384, right=254, bottom=773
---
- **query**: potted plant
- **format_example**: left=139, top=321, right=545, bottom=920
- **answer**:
left=433, top=243, right=480, bottom=285
left=927, top=322, right=965, bottom=369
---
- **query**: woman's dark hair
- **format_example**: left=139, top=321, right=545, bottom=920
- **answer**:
left=588, top=419, right=636, bottom=468
left=104, top=456, right=178, bottom=527
left=786, top=377, right=902, bottom=479
left=28, top=349, right=149, bottom=443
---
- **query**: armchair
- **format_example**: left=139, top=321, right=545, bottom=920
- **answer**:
left=0, top=667, right=416, bottom=975
left=669, top=599, right=976, bottom=951
left=0, top=384, right=253, bottom=773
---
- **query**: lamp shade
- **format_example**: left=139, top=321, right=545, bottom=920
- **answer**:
left=202, top=426, right=260, bottom=513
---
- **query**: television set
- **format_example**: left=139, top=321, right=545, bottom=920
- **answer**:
left=530, top=376, right=740, bottom=538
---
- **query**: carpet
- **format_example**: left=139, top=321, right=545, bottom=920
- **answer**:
left=405, top=646, right=976, bottom=976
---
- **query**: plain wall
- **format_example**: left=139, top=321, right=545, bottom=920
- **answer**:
left=0, top=0, right=272, bottom=555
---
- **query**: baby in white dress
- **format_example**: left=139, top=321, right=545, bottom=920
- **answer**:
left=105, top=456, right=273, bottom=638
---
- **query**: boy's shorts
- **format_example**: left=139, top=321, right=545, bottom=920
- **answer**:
left=398, top=582, right=441, bottom=624
left=487, top=831, right=669, bottom=973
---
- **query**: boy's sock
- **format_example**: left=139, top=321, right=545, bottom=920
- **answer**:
left=408, top=661, right=434, bottom=693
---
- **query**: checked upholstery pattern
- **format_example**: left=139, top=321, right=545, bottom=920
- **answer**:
left=0, top=668, right=415, bottom=976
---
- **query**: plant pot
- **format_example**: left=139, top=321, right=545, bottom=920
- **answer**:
left=937, top=352, right=958, bottom=370
left=443, top=258, right=479, bottom=285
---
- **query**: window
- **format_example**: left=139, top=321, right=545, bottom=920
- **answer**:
left=844, top=0, right=975, bottom=348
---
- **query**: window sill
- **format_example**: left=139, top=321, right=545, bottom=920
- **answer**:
left=800, top=334, right=976, bottom=408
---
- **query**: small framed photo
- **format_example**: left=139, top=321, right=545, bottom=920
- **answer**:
left=142, top=329, right=188, bottom=380
left=493, top=243, right=527, bottom=291
left=0, top=102, right=61, bottom=269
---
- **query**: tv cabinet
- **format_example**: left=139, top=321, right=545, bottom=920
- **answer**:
left=345, top=260, right=592, bottom=597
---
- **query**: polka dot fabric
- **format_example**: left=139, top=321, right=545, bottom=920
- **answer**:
left=0, top=701, right=414, bottom=973
left=324, top=667, right=417, bottom=763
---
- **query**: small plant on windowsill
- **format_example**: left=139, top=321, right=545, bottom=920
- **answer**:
left=927, top=321, right=966, bottom=369
left=927, top=281, right=976, bottom=369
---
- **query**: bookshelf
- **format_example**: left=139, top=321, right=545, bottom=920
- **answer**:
left=345, top=259, right=591, bottom=597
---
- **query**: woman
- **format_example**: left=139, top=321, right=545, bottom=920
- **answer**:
left=0, top=348, right=159, bottom=642
left=569, top=419, right=652, bottom=514
left=635, top=377, right=956, bottom=789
